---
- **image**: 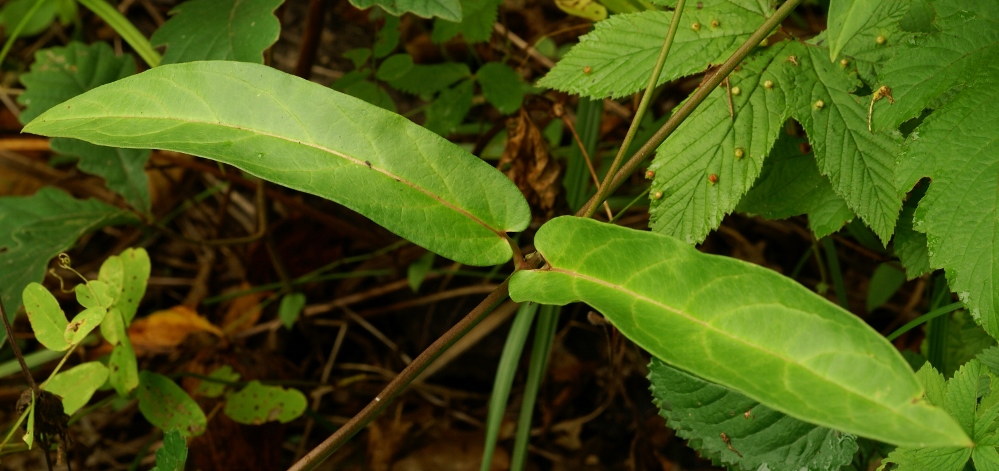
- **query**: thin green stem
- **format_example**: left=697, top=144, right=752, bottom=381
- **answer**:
left=77, top=0, right=161, bottom=67
left=510, top=305, right=559, bottom=470
left=577, top=0, right=804, bottom=217
left=821, top=238, right=849, bottom=310
left=886, top=302, right=962, bottom=342
left=608, top=191, right=648, bottom=224
left=585, top=0, right=686, bottom=218
left=0, top=0, right=46, bottom=67
left=288, top=279, right=513, bottom=471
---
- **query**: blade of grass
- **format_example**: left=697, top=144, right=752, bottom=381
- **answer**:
left=76, top=0, right=161, bottom=67
left=886, top=301, right=963, bottom=342
left=511, top=304, right=559, bottom=470
left=0, top=0, right=46, bottom=66
left=564, top=98, right=603, bottom=212
left=821, top=238, right=849, bottom=310
left=480, top=302, right=538, bottom=471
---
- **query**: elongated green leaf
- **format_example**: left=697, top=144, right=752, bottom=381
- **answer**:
left=509, top=217, right=970, bottom=447
left=649, top=358, right=858, bottom=471
left=137, top=371, right=206, bottom=437
left=150, top=0, right=284, bottom=65
left=0, top=188, right=138, bottom=323
left=223, top=381, right=307, bottom=424
left=23, top=61, right=530, bottom=266
left=878, top=2, right=999, bottom=340
left=116, top=248, right=150, bottom=324
left=45, top=361, right=109, bottom=415
left=109, top=338, right=139, bottom=396
left=22, top=283, right=70, bottom=352
left=537, top=0, right=773, bottom=99
left=736, top=130, right=853, bottom=239
left=350, top=0, right=461, bottom=21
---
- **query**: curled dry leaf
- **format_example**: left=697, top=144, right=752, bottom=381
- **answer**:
left=497, top=109, right=561, bottom=217
left=129, top=305, right=223, bottom=355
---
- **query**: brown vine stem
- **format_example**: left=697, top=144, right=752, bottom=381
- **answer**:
left=288, top=278, right=513, bottom=471
left=0, top=296, right=38, bottom=395
left=585, top=0, right=687, bottom=218
left=578, top=0, right=805, bottom=218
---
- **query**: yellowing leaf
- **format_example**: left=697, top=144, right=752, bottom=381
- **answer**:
left=129, top=305, right=223, bottom=355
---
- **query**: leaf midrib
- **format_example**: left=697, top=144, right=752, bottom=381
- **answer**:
left=35, top=114, right=510, bottom=238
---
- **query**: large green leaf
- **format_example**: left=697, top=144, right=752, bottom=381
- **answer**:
left=150, top=0, right=284, bottom=65
left=350, top=0, right=462, bottom=21
left=22, top=61, right=530, bottom=266
left=0, top=188, right=138, bottom=320
left=649, top=358, right=858, bottom=471
left=877, top=1, right=999, bottom=340
left=537, top=0, right=773, bottom=99
left=509, top=217, right=970, bottom=447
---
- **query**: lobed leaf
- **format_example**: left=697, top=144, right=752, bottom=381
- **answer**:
left=45, top=361, right=109, bottom=416
left=137, top=371, right=207, bottom=437
left=510, top=217, right=970, bottom=447
left=23, top=61, right=531, bottom=266
left=537, top=0, right=773, bottom=99
left=150, top=0, right=284, bottom=65
left=649, top=358, right=858, bottom=471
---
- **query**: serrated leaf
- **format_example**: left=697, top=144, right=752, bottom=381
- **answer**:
left=17, top=42, right=136, bottom=125
left=736, top=129, right=853, bottom=239
left=649, top=44, right=786, bottom=244
left=477, top=62, right=524, bottom=114
left=0, top=188, right=137, bottom=322
left=827, top=0, right=881, bottom=61
left=377, top=54, right=471, bottom=95
left=923, top=311, right=996, bottom=379
left=137, top=371, right=206, bottom=437
left=789, top=41, right=904, bottom=243
left=510, top=217, right=970, bottom=447
left=109, top=338, right=139, bottom=396
left=150, top=0, right=283, bottom=64
left=45, top=361, right=109, bottom=415
left=894, top=185, right=930, bottom=279
left=195, top=365, right=240, bottom=398
left=831, top=0, right=912, bottom=85
left=424, top=79, right=473, bottom=135
left=349, top=0, right=461, bottom=21
left=867, top=263, right=906, bottom=312
left=649, top=358, right=858, bottom=471
left=23, top=61, right=530, bottom=267
left=223, top=381, right=307, bottom=424
left=874, top=2, right=999, bottom=132
left=878, top=446, right=971, bottom=471
left=51, top=139, right=152, bottom=213
left=278, top=292, right=306, bottom=329
left=151, top=429, right=188, bottom=471
left=537, top=1, right=773, bottom=99
left=373, top=15, right=400, bottom=58
left=431, top=0, right=501, bottom=44
left=22, top=282, right=70, bottom=351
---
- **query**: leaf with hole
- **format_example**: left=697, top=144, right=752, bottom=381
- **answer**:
left=150, top=0, right=284, bottom=65
left=45, top=361, right=109, bottom=415
left=22, top=282, right=70, bottom=351
left=23, top=61, right=530, bottom=266
left=510, top=216, right=970, bottom=448
left=137, top=371, right=206, bottom=437
left=223, top=381, right=307, bottom=424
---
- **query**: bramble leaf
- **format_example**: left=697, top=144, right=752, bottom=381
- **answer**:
left=22, top=282, right=70, bottom=351
left=350, top=0, right=462, bottom=22
left=376, top=54, right=471, bottom=95
left=23, top=61, right=531, bottom=266
left=736, top=129, right=853, bottom=239
left=877, top=1, right=999, bottom=340
left=151, top=429, right=188, bottom=471
left=649, top=358, right=858, bottom=471
left=150, top=0, right=284, bottom=65
left=51, top=139, right=152, bottom=213
left=223, top=381, right=307, bottom=424
left=137, top=371, right=206, bottom=437
left=424, top=80, right=473, bottom=135
left=0, top=188, right=138, bottom=322
left=510, top=217, right=970, bottom=447
left=537, top=0, right=773, bottom=99
left=46, top=361, right=109, bottom=415
left=829, top=0, right=912, bottom=85
left=477, top=62, right=524, bottom=114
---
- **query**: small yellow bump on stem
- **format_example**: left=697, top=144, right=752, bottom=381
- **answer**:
left=839, top=58, right=849, bottom=67
left=759, top=38, right=768, bottom=48
left=731, top=86, right=741, bottom=96
left=734, top=147, right=745, bottom=159
left=876, top=35, right=886, bottom=45
left=644, top=169, right=655, bottom=179
left=653, top=191, right=663, bottom=200
left=692, top=22, right=701, bottom=31
left=814, top=99, right=825, bottom=109
left=710, top=19, right=720, bottom=28
left=763, top=80, right=773, bottom=89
